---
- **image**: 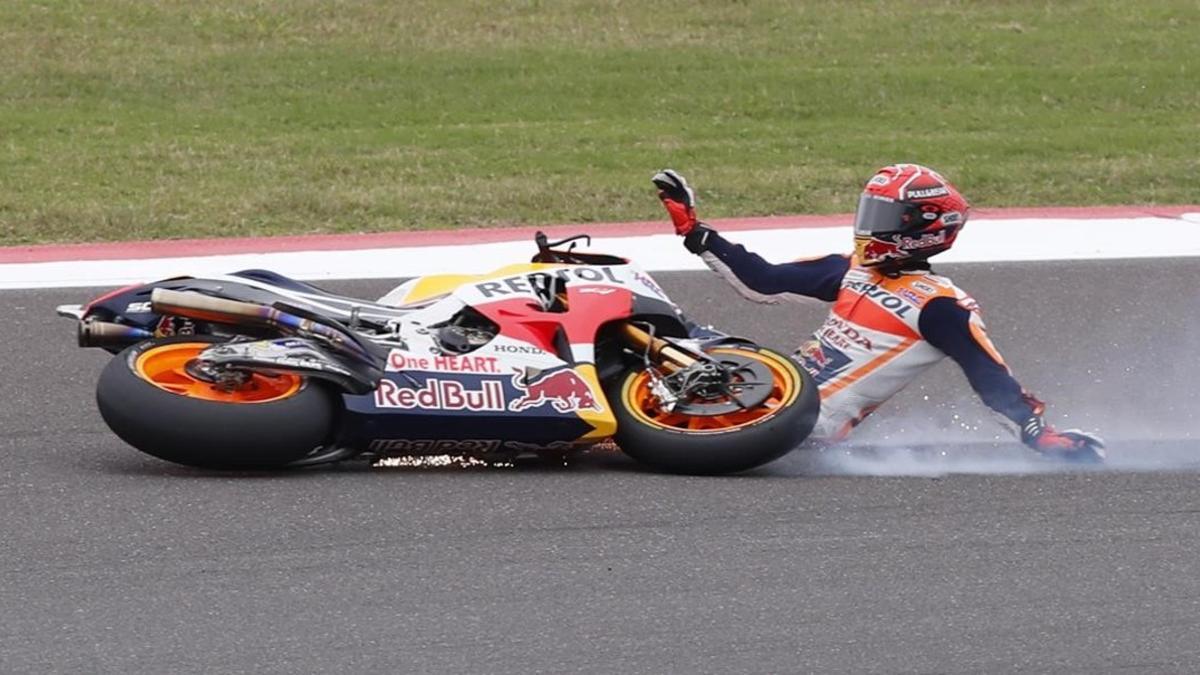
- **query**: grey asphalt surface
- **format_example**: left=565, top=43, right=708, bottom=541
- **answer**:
left=3, top=258, right=1199, bottom=674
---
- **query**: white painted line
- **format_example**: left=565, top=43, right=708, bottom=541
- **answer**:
left=2, top=216, right=1198, bottom=289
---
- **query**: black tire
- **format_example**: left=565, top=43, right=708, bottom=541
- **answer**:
left=96, top=337, right=338, bottom=469
left=609, top=346, right=819, bottom=475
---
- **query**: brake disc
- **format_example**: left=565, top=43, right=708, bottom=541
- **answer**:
left=671, top=353, right=774, bottom=416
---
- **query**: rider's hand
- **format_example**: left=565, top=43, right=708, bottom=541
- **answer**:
left=1022, top=416, right=1106, bottom=462
left=652, top=169, right=699, bottom=235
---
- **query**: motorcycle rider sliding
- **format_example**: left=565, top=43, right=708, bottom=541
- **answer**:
left=652, top=165, right=1105, bottom=462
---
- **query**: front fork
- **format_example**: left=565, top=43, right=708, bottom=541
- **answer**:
left=617, top=323, right=700, bottom=373
left=617, top=321, right=775, bottom=415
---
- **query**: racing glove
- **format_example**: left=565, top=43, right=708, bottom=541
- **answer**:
left=652, top=169, right=699, bottom=235
left=1020, top=414, right=1106, bottom=463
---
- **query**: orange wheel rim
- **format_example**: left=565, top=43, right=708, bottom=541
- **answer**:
left=134, top=342, right=302, bottom=403
left=622, top=348, right=801, bottom=433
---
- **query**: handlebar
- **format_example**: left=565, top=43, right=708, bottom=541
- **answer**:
left=533, top=231, right=593, bottom=264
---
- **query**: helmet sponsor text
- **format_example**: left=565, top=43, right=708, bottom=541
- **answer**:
left=905, top=186, right=950, bottom=200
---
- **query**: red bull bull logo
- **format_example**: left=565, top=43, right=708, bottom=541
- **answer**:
left=798, top=340, right=828, bottom=370
left=856, top=235, right=905, bottom=264
left=509, top=368, right=603, bottom=414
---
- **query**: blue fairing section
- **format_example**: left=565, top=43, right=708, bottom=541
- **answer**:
left=336, top=372, right=594, bottom=448
left=704, top=233, right=850, bottom=302
left=87, top=285, right=166, bottom=330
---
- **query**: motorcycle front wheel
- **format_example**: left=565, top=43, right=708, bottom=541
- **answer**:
left=608, top=346, right=819, bottom=475
left=96, top=336, right=337, bottom=469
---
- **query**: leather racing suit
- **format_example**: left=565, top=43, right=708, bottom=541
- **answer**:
left=686, top=227, right=1044, bottom=443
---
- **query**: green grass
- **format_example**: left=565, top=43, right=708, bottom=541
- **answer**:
left=1, top=1, right=1197, bottom=244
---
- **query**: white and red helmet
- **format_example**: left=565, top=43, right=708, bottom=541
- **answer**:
left=853, top=164, right=970, bottom=267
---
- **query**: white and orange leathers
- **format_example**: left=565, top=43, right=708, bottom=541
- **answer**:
left=799, top=263, right=1000, bottom=440
left=692, top=228, right=1040, bottom=443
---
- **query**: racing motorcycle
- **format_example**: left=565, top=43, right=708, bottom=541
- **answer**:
left=58, top=233, right=819, bottom=474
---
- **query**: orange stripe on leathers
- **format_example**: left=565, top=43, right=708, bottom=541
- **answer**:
left=820, top=337, right=918, bottom=398
left=969, top=319, right=1008, bottom=367
left=832, top=290, right=920, bottom=340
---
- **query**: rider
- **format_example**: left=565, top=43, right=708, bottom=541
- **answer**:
left=652, top=165, right=1105, bottom=461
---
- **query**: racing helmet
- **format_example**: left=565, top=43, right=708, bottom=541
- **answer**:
left=853, top=164, right=970, bottom=267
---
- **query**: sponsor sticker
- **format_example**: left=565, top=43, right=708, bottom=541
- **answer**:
left=475, top=266, right=625, bottom=299
left=373, top=378, right=506, bottom=412
left=817, top=315, right=873, bottom=351
left=633, top=271, right=668, bottom=299
left=510, top=368, right=603, bottom=413
left=858, top=237, right=905, bottom=264
left=796, top=338, right=853, bottom=384
left=842, top=280, right=914, bottom=318
left=367, top=438, right=502, bottom=454
left=386, top=349, right=500, bottom=374
left=906, top=186, right=949, bottom=200
left=797, top=339, right=829, bottom=369
left=366, top=438, right=578, bottom=454
left=897, top=230, right=947, bottom=250
left=154, top=316, right=196, bottom=337
left=502, top=440, right=577, bottom=453
left=487, top=343, right=545, bottom=355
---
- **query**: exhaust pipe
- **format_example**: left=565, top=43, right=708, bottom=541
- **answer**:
left=78, top=320, right=153, bottom=348
left=150, top=288, right=271, bottom=324
left=150, top=288, right=374, bottom=362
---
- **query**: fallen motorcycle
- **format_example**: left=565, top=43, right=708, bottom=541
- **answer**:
left=58, top=232, right=819, bottom=474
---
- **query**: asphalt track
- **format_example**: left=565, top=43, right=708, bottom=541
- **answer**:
left=3, top=258, right=1199, bottom=674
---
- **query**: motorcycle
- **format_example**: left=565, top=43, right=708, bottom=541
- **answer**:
left=58, top=232, right=819, bottom=474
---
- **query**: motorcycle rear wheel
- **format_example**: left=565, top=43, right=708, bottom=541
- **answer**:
left=96, top=336, right=337, bottom=469
left=609, top=346, right=818, bottom=475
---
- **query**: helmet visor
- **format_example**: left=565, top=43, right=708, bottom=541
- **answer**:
left=854, top=194, right=917, bottom=235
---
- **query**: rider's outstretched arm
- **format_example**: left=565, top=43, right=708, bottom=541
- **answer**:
left=684, top=225, right=849, bottom=304
left=652, top=169, right=847, bottom=304
left=919, top=296, right=1104, bottom=456
left=919, top=297, right=1033, bottom=422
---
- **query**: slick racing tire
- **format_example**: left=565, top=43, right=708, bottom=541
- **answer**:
left=96, top=336, right=337, bottom=469
left=609, top=346, right=818, bottom=475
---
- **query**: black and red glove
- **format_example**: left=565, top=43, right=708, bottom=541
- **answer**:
left=1020, top=414, right=1106, bottom=463
left=652, top=169, right=699, bottom=235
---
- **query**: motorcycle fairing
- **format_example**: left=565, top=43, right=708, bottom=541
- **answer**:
left=73, top=254, right=709, bottom=455
left=340, top=267, right=651, bottom=447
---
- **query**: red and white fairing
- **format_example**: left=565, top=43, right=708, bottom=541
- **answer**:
left=372, top=260, right=683, bottom=438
